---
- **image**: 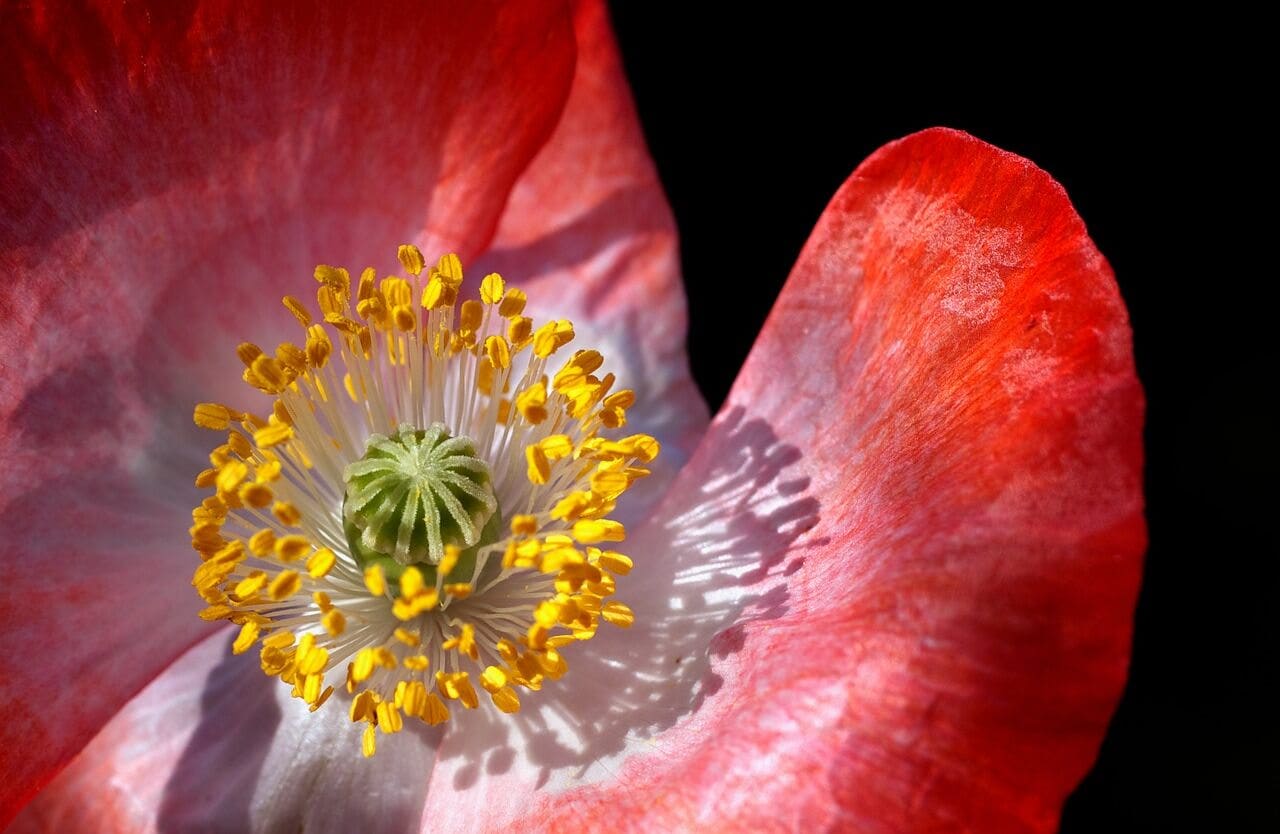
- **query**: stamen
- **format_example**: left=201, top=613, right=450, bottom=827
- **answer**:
left=188, top=247, right=657, bottom=753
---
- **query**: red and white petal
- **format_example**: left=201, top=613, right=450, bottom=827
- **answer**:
left=0, top=2, right=576, bottom=825
left=8, top=629, right=438, bottom=834
left=498, top=128, right=1141, bottom=831
left=474, top=0, right=709, bottom=520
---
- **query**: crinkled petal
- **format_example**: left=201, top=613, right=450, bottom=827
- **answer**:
left=501, top=128, right=1143, bottom=831
left=474, top=0, right=709, bottom=522
left=7, top=630, right=438, bottom=834
left=0, top=1, right=576, bottom=824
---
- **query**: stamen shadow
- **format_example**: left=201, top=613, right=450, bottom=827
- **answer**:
left=439, top=405, right=821, bottom=790
left=157, top=633, right=280, bottom=834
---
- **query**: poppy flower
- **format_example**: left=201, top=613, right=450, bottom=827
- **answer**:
left=0, top=1, right=1145, bottom=832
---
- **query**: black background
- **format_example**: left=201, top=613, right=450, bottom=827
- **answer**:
left=610, top=7, right=1270, bottom=833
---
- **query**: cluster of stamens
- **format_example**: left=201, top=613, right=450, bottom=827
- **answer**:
left=189, top=246, right=655, bottom=756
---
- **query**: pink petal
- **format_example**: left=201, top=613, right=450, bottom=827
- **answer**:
left=0, top=2, right=577, bottom=824
left=7, top=629, right=438, bottom=834
left=504, top=128, right=1142, bottom=830
left=473, top=0, right=709, bottom=520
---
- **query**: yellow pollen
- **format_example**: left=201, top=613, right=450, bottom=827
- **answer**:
left=187, top=248, right=658, bottom=756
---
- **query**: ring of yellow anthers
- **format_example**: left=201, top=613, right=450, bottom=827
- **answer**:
left=189, top=246, right=655, bottom=757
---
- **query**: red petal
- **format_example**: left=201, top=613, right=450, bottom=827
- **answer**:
left=517, top=128, right=1146, bottom=831
left=474, top=0, right=709, bottom=521
left=0, top=2, right=576, bottom=825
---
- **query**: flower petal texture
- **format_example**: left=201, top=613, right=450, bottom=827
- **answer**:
left=0, top=1, right=578, bottom=825
left=475, top=0, right=710, bottom=520
left=515, top=128, right=1146, bottom=832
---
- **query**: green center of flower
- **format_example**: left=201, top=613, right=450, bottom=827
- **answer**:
left=342, top=423, right=499, bottom=587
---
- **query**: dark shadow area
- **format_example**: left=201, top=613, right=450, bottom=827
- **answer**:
left=433, top=406, right=820, bottom=790
left=158, top=633, right=281, bottom=834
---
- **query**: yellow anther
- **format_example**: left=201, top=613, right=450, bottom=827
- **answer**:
left=480, top=273, right=505, bottom=304
left=195, top=468, right=218, bottom=488
left=237, top=342, right=264, bottom=367
left=352, top=649, right=376, bottom=683
left=238, top=482, right=273, bottom=509
left=480, top=666, right=508, bottom=692
left=355, top=268, right=378, bottom=303
left=199, top=605, right=233, bottom=621
left=436, top=671, right=479, bottom=709
left=507, top=315, right=532, bottom=346
left=215, top=460, right=248, bottom=495
left=572, top=519, right=626, bottom=544
left=590, top=469, right=631, bottom=497
left=306, top=547, right=336, bottom=578
left=526, top=444, right=550, bottom=485
left=233, top=621, right=260, bottom=655
left=392, top=588, right=438, bottom=620
left=394, top=628, right=421, bottom=647
left=268, top=570, right=302, bottom=601
left=305, top=324, right=332, bottom=368
left=361, top=725, right=377, bottom=758
left=271, top=399, right=294, bottom=426
left=553, top=349, right=604, bottom=391
left=397, top=244, right=425, bottom=276
left=485, top=335, right=511, bottom=369
left=445, top=583, right=472, bottom=599
left=421, top=693, right=450, bottom=725
left=364, top=565, right=386, bottom=597
left=275, top=535, right=310, bottom=562
left=263, top=631, right=295, bottom=650
left=515, top=381, right=548, bottom=424
left=234, top=571, right=268, bottom=600
left=400, top=566, right=426, bottom=598
left=404, top=655, right=430, bottom=671
left=603, top=390, right=635, bottom=409
left=475, top=361, right=496, bottom=395
left=421, top=276, right=448, bottom=310
left=283, top=295, right=312, bottom=327
left=194, top=403, right=235, bottom=431
left=442, top=624, right=478, bottom=659
left=436, top=253, right=463, bottom=286
left=510, top=514, right=538, bottom=536
left=393, top=304, right=416, bottom=332
left=312, top=592, right=332, bottom=612
left=276, top=343, right=307, bottom=374
left=595, top=551, right=633, bottom=575
left=531, top=319, right=574, bottom=357
left=250, top=355, right=289, bottom=393
left=459, top=299, right=483, bottom=333
left=550, top=491, right=589, bottom=522
left=301, top=673, right=324, bottom=704
left=254, top=422, right=293, bottom=449
left=273, top=501, right=302, bottom=526
left=498, top=287, right=526, bottom=318
left=438, top=545, right=461, bottom=578
left=625, top=434, right=661, bottom=463
left=226, top=431, right=251, bottom=458
left=376, top=700, right=404, bottom=734
left=600, top=406, right=626, bottom=429
left=532, top=322, right=560, bottom=358
left=539, top=434, right=574, bottom=460
left=322, top=608, right=346, bottom=637
left=314, top=264, right=350, bottom=290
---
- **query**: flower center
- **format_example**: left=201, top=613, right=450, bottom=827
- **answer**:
left=189, top=247, right=656, bottom=756
left=342, top=423, right=500, bottom=591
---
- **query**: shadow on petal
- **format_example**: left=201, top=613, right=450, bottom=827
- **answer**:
left=157, top=633, right=281, bottom=834
left=432, top=405, right=822, bottom=798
